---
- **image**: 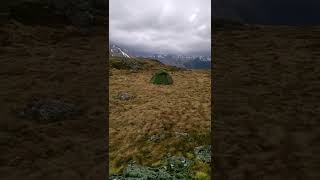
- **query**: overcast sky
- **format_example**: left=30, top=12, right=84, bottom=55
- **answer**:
left=110, top=0, right=211, bottom=56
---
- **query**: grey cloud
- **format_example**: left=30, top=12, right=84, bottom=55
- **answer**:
left=110, top=0, right=211, bottom=56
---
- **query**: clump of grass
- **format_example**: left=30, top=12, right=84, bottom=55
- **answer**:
left=190, top=160, right=211, bottom=178
left=186, top=152, right=196, bottom=160
left=109, top=166, right=125, bottom=176
left=195, top=171, right=211, bottom=180
left=188, top=130, right=211, bottom=145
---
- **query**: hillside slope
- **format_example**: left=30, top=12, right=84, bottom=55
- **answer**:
left=109, top=59, right=211, bottom=177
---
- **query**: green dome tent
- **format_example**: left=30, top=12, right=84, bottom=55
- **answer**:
left=150, top=70, right=173, bottom=85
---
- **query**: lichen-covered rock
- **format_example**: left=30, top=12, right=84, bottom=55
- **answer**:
left=110, top=162, right=172, bottom=180
left=194, top=145, right=211, bottom=163
left=109, top=157, right=195, bottom=180
left=123, top=163, right=172, bottom=179
left=166, top=155, right=193, bottom=174
left=19, top=99, right=79, bottom=122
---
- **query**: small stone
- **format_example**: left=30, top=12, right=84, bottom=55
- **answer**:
left=116, top=92, right=135, bottom=101
left=129, top=69, right=138, bottom=73
left=149, top=134, right=166, bottom=143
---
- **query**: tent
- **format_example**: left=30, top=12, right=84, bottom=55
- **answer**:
left=150, top=70, right=173, bottom=85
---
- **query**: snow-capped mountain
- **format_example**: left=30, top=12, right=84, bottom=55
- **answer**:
left=109, top=44, right=131, bottom=58
left=150, top=54, right=210, bottom=61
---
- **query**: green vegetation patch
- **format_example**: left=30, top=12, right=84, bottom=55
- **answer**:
left=109, top=57, right=143, bottom=70
left=109, top=161, right=192, bottom=180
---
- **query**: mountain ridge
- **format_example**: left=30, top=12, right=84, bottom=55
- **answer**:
left=109, top=44, right=211, bottom=69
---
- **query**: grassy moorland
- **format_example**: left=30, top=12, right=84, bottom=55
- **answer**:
left=109, top=57, right=211, bottom=178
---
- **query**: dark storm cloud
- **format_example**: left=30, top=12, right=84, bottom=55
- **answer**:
left=213, top=0, right=320, bottom=25
left=110, top=0, right=211, bottom=55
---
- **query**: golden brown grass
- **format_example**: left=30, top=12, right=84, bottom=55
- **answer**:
left=109, top=67, right=211, bottom=170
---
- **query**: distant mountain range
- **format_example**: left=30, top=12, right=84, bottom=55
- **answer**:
left=183, top=57, right=211, bottom=69
left=109, top=44, right=211, bottom=69
left=145, top=54, right=211, bottom=69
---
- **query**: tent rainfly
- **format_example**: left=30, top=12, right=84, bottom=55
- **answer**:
left=150, top=70, right=173, bottom=85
